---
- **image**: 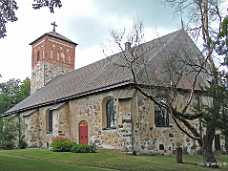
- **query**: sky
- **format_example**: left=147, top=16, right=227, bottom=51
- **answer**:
left=0, top=0, right=226, bottom=82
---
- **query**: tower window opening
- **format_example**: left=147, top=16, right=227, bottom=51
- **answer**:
left=37, top=51, right=40, bottom=61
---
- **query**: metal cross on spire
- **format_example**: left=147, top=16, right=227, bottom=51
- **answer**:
left=181, top=16, right=184, bottom=30
left=51, top=22, right=58, bottom=32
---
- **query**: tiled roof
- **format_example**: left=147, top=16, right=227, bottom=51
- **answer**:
left=6, top=29, right=205, bottom=115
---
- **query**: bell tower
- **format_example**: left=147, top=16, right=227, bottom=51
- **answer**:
left=29, top=22, right=78, bottom=94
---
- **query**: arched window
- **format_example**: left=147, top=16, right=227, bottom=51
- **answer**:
left=61, top=52, right=65, bottom=63
left=106, top=98, right=116, bottom=128
left=37, top=51, right=40, bottom=61
left=155, top=97, right=169, bottom=127
left=47, top=110, right=53, bottom=133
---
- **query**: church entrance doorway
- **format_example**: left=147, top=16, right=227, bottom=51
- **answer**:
left=79, top=120, right=88, bottom=144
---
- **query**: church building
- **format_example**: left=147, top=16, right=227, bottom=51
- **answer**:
left=5, top=25, right=217, bottom=153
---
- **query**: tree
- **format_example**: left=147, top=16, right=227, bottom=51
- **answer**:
left=0, top=78, right=30, bottom=148
left=17, top=78, right=30, bottom=101
left=109, top=2, right=227, bottom=165
left=0, top=78, right=30, bottom=114
left=219, top=13, right=228, bottom=153
left=0, top=112, right=27, bottom=149
left=16, top=114, right=27, bottom=149
left=0, top=117, right=17, bottom=149
left=0, top=0, right=62, bottom=38
left=110, top=21, right=204, bottom=158
left=163, top=0, right=228, bottom=166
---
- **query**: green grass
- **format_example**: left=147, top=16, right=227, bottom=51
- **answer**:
left=0, top=149, right=227, bottom=171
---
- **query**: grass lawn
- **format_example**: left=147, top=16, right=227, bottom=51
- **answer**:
left=0, top=149, right=227, bottom=171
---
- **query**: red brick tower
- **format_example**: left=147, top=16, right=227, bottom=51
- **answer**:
left=29, top=22, right=78, bottom=94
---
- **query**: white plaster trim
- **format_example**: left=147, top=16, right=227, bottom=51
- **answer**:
left=102, top=128, right=118, bottom=132
left=49, top=102, right=65, bottom=111
left=7, top=113, right=17, bottom=120
left=48, top=39, right=74, bottom=49
left=23, top=109, right=37, bottom=117
left=33, top=39, right=46, bottom=48
left=117, top=89, right=135, bottom=99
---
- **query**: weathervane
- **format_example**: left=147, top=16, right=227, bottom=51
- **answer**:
left=51, top=22, right=58, bottom=32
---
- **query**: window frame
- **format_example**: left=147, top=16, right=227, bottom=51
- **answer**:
left=47, top=110, right=53, bottom=133
left=105, top=98, right=117, bottom=129
left=37, top=51, right=40, bottom=62
left=154, top=97, right=169, bottom=128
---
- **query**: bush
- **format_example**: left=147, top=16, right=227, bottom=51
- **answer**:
left=18, top=135, right=27, bottom=149
left=50, top=136, right=96, bottom=153
left=3, top=141, right=15, bottom=150
left=51, top=136, right=74, bottom=152
left=0, top=118, right=17, bottom=150
left=71, top=144, right=96, bottom=153
left=18, top=140, right=27, bottom=149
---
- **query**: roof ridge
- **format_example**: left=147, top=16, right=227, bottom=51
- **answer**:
left=29, top=31, right=78, bottom=45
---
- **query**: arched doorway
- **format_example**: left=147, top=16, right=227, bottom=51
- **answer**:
left=79, top=120, right=88, bottom=144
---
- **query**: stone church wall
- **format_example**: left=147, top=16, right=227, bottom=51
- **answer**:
left=19, top=87, right=226, bottom=153
left=133, top=90, right=200, bottom=154
left=67, top=88, right=134, bottom=151
left=31, top=62, right=73, bottom=94
left=21, top=87, right=135, bottom=151
left=23, top=110, right=41, bottom=147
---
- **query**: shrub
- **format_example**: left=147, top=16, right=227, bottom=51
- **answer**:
left=18, top=140, right=27, bottom=149
left=51, top=136, right=74, bottom=152
left=0, top=118, right=17, bottom=150
left=3, top=141, right=15, bottom=150
left=50, top=136, right=96, bottom=153
left=71, top=144, right=96, bottom=153
left=18, top=135, right=27, bottom=149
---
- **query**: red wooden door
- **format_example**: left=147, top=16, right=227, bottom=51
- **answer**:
left=79, top=121, right=88, bottom=144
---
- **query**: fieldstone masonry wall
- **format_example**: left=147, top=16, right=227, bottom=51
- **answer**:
left=133, top=91, right=199, bottom=154
left=67, top=90, right=134, bottom=151
left=21, top=88, right=134, bottom=151
left=31, top=62, right=73, bottom=94
left=23, top=110, right=40, bottom=147
left=19, top=88, right=226, bottom=153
